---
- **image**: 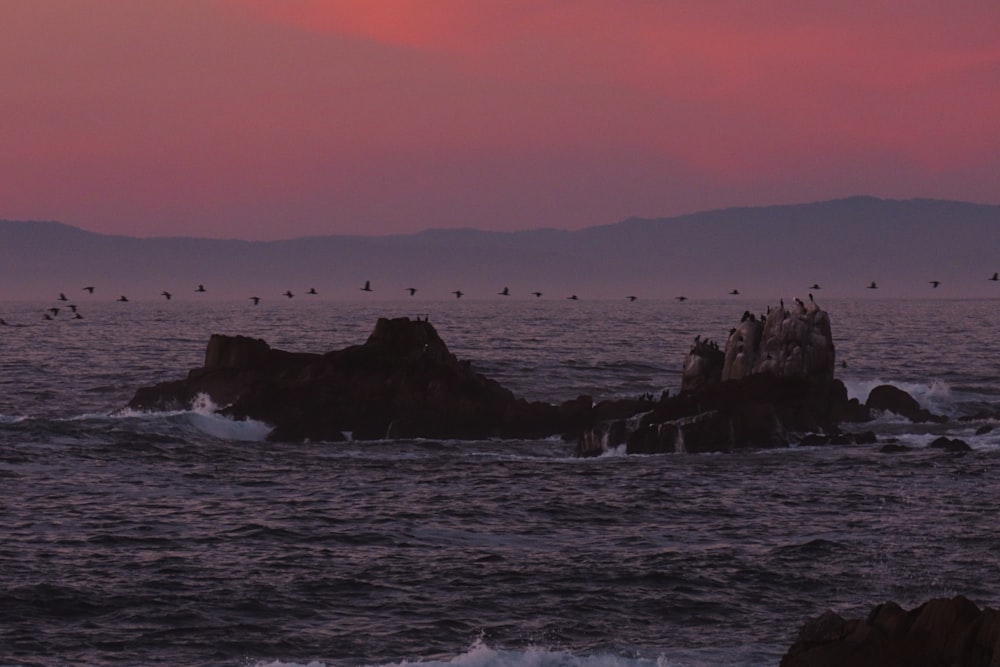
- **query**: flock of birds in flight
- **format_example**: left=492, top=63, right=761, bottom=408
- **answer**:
left=2, top=274, right=998, bottom=327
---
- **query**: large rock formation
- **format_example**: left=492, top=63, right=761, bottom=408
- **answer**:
left=127, top=317, right=580, bottom=442
left=579, top=298, right=845, bottom=456
left=684, top=298, right=836, bottom=397
left=782, top=596, right=1000, bottom=667
left=127, top=307, right=944, bottom=453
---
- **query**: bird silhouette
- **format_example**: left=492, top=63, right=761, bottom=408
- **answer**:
left=361, top=280, right=373, bottom=292
left=729, top=289, right=739, bottom=295
left=929, top=281, right=940, bottom=288
left=161, top=291, right=172, bottom=300
left=810, top=283, right=822, bottom=290
left=307, top=288, right=318, bottom=295
left=990, top=273, right=999, bottom=282
left=48, top=307, right=59, bottom=316
left=68, top=304, right=77, bottom=313
left=82, top=286, right=95, bottom=294
left=283, top=290, right=294, bottom=299
left=250, top=296, right=261, bottom=305
left=58, top=293, right=68, bottom=301
left=867, top=281, right=878, bottom=289
left=195, top=284, right=206, bottom=292
left=567, top=295, right=578, bottom=300
left=531, top=291, right=542, bottom=298
left=676, top=296, right=688, bottom=302
left=117, top=295, right=128, bottom=302
left=73, top=312, right=83, bottom=320
left=626, top=295, right=637, bottom=301
left=499, top=287, right=510, bottom=296
left=406, top=287, right=417, bottom=296
left=452, top=290, right=464, bottom=299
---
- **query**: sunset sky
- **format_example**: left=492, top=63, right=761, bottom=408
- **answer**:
left=2, top=1, right=998, bottom=240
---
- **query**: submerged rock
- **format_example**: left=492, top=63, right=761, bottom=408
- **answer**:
left=928, top=436, right=972, bottom=452
left=865, top=384, right=947, bottom=423
left=782, top=596, right=1000, bottom=667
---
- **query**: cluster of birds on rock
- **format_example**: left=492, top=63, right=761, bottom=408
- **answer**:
left=2, top=273, right=998, bottom=327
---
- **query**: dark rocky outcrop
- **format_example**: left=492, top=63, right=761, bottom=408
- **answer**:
left=865, top=384, right=947, bottom=423
left=578, top=298, right=854, bottom=456
left=127, top=317, right=577, bottom=442
left=127, top=307, right=949, bottom=454
left=782, top=596, right=1000, bottom=667
left=928, top=436, right=972, bottom=452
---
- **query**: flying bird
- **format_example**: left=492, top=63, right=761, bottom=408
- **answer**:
left=867, top=281, right=878, bottom=289
left=67, top=304, right=78, bottom=313
left=406, top=287, right=417, bottom=296
left=58, top=293, right=68, bottom=301
left=250, top=296, right=261, bottom=305
left=73, top=312, right=83, bottom=320
left=929, top=281, right=940, bottom=288
left=117, top=295, right=128, bottom=302
left=452, top=290, right=464, bottom=299
left=161, top=291, right=172, bottom=300
left=626, top=295, right=637, bottom=301
left=990, top=273, right=999, bottom=282
left=676, top=296, right=688, bottom=302
left=48, top=307, right=59, bottom=316
left=361, top=280, right=373, bottom=292
left=499, top=287, right=510, bottom=296
left=810, top=284, right=822, bottom=290
left=567, top=295, right=578, bottom=300
left=283, top=290, right=294, bottom=299
left=729, top=289, right=740, bottom=295
left=531, top=291, right=543, bottom=298
left=82, top=286, right=95, bottom=294
left=307, top=288, right=318, bottom=295
left=195, top=284, right=206, bottom=292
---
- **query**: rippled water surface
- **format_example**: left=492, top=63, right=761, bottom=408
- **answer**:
left=2, top=298, right=999, bottom=667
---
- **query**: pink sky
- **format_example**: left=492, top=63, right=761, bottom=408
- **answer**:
left=2, top=0, right=998, bottom=239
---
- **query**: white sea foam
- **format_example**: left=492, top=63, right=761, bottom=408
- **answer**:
left=184, top=410, right=273, bottom=441
left=250, top=639, right=775, bottom=667
left=108, top=393, right=272, bottom=442
left=843, top=377, right=955, bottom=415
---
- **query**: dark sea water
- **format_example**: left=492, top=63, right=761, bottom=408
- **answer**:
left=2, top=297, right=1000, bottom=667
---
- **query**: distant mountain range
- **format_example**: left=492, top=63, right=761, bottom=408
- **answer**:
left=2, top=197, right=998, bottom=301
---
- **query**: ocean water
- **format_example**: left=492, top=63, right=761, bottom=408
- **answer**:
left=2, top=297, right=1000, bottom=667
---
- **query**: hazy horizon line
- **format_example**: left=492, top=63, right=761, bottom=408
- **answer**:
left=5, top=194, right=999, bottom=243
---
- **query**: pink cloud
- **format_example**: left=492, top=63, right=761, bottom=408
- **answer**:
left=0, top=1, right=997, bottom=238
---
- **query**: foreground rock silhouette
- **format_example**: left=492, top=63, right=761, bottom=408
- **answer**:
left=782, top=596, right=1000, bottom=667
